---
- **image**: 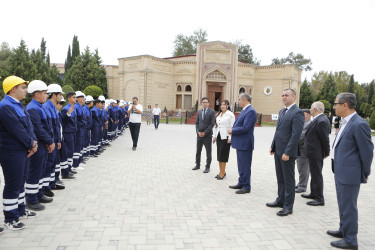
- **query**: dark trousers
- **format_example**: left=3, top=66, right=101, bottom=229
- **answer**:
left=63, top=132, right=75, bottom=169
left=296, top=156, right=310, bottom=189
left=73, top=129, right=83, bottom=167
left=90, top=127, right=100, bottom=155
left=26, top=143, right=48, bottom=204
left=236, top=149, right=253, bottom=190
left=0, top=150, right=28, bottom=222
left=54, top=148, right=61, bottom=184
left=60, top=139, right=70, bottom=177
left=274, top=153, right=296, bottom=210
left=129, top=122, right=141, bottom=147
left=43, top=147, right=57, bottom=192
left=154, top=115, right=160, bottom=128
left=308, top=158, right=324, bottom=202
left=335, top=179, right=360, bottom=246
left=195, top=134, right=212, bottom=168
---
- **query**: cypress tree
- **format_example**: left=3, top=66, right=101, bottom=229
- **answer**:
left=299, top=79, right=314, bottom=109
left=65, top=45, right=72, bottom=73
left=348, top=74, right=355, bottom=93
left=72, top=35, right=80, bottom=63
left=316, top=73, right=338, bottom=105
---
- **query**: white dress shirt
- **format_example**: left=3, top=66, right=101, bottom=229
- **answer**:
left=213, top=110, right=235, bottom=140
left=152, top=107, right=161, bottom=115
left=331, top=112, right=356, bottom=160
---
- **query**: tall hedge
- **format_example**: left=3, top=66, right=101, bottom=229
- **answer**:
left=83, top=85, right=103, bottom=99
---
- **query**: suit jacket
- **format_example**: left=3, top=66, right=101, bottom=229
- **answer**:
left=195, top=107, right=215, bottom=136
left=231, top=105, right=257, bottom=151
left=333, top=113, right=373, bottom=184
left=304, top=114, right=330, bottom=160
left=297, top=119, right=311, bottom=157
left=271, top=104, right=304, bottom=158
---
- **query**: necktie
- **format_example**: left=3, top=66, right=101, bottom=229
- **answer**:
left=279, top=108, right=287, bottom=119
left=203, top=109, right=206, bottom=120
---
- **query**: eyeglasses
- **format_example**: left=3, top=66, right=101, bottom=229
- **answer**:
left=333, top=102, right=344, bottom=106
left=202, top=102, right=208, bottom=104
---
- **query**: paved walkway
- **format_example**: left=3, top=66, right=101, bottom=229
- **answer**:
left=0, top=124, right=374, bottom=249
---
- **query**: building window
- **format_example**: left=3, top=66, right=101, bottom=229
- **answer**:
left=206, top=70, right=227, bottom=80
left=176, top=95, right=182, bottom=109
left=184, top=95, right=192, bottom=109
left=185, top=85, right=192, bottom=92
left=177, top=85, right=182, bottom=92
left=239, top=87, right=245, bottom=94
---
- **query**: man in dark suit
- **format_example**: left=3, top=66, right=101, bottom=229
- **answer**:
left=228, top=93, right=257, bottom=194
left=192, top=97, right=216, bottom=173
left=302, top=102, right=330, bottom=206
left=266, top=88, right=304, bottom=216
left=327, top=93, right=373, bottom=249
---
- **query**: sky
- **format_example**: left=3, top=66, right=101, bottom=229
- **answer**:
left=1, top=0, right=374, bottom=83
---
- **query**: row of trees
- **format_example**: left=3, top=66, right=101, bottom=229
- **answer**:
left=299, top=71, right=375, bottom=128
left=173, top=29, right=312, bottom=70
left=0, top=36, right=107, bottom=101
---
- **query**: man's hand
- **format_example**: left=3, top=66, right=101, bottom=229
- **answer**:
left=269, top=149, right=274, bottom=155
left=228, top=139, right=231, bottom=144
left=27, top=141, right=38, bottom=158
left=201, top=132, right=206, bottom=137
left=57, top=143, right=61, bottom=149
left=282, top=154, right=290, bottom=161
left=213, top=137, right=216, bottom=144
left=228, top=128, right=232, bottom=135
left=47, top=143, right=55, bottom=153
left=68, top=106, right=74, bottom=115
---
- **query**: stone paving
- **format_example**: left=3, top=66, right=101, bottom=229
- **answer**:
left=0, top=124, right=374, bottom=249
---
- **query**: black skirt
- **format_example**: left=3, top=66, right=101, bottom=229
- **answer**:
left=216, top=132, right=231, bottom=162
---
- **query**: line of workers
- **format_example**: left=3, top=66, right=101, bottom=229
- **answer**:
left=0, top=76, right=128, bottom=233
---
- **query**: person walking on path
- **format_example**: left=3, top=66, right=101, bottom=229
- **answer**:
left=152, top=104, right=161, bottom=129
left=146, top=105, right=152, bottom=126
left=192, top=97, right=215, bottom=173
left=212, top=100, right=235, bottom=180
left=127, top=97, right=143, bottom=151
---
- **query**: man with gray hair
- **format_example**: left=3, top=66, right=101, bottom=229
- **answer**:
left=327, top=93, right=373, bottom=249
left=301, top=102, right=330, bottom=206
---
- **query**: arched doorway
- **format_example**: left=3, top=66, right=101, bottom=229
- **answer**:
left=205, top=69, right=227, bottom=111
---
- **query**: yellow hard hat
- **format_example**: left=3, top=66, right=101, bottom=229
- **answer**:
left=3, top=76, right=29, bottom=94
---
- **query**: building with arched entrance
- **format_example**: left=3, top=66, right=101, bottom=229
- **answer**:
left=105, top=41, right=302, bottom=121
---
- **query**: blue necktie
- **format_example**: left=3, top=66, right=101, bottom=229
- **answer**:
left=279, top=108, right=287, bottom=119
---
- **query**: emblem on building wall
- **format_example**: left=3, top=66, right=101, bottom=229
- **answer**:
left=264, top=86, right=272, bottom=95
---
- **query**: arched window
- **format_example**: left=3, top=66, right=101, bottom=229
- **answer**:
left=239, top=87, right=245, bottom=94
left=185, top=85, right=192, bottom=92
left=177, top=85, right=182, bottom=92
left=206, top=70, right=227, bottom=80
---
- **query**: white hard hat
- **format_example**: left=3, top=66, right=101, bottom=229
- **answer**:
left=86, top=95, right=94, bottom=102
left=75, top=91, right=85, bottom=98
left=28, top=80, right=48, bottom=94
left=120, top=99, right=124, bottom=103
left=60, top=96, right=66, bottom=102
left=47, top=83, right=64, bottom=94
left=98, top=95, right=105, bottom=101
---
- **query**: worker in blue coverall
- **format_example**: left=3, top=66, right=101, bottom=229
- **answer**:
left=25, top=80, right=55, bottom=211
left=60, top=92, right=77, bottom=179
left=90, top=99, right=102, bottom=157
left=0, top=76, right=37, bottom=232
left=44, top=84, right=65, bottom=197
left=73, top=91, right=86, bottom=170
left=83, top=95, right=93, bottom=160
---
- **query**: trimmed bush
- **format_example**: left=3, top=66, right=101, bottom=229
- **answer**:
left=62, top=85, right=74, bottom=93
left=83, top=85, right=103, bottom=99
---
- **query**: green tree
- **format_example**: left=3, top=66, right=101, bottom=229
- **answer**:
left=271, top=52, right=312, bottom=71
left=83, top=85, right=103, bottom=99
left=65, top=45, right=72, bottom=73
left=64, top=47, right=107, bottom=96
left=72, top=35, right=80, bottom=63
left=234, top=40, right=260, bottom=65
left=173, top=28, right=208, bottom=56
left=62, top=85, right=74, bottom=93
left=299, top=79, right=314, bottom=108
left=369, top=80, right=375, bottom=104
left=348, top=74, right=355, bottom=93
left=369, top=110, right=375, bottom=130
left=316, top=73, right=338, bottom=106
left=318, top=100, right=332, bottom=112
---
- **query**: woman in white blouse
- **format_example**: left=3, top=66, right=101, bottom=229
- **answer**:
left=213, top=100, right=235, bottom=180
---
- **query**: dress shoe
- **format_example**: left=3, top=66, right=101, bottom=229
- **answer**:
left=229, top=184, right=243, bottom=189
left=192, top=166, right=200, bottom=170
left=52, top=184, right=65, bottom=190
left=93, top=154, right=98, bottom=157
left=217, top=173, right=226, bottom=180
left=327, top=230, right=343, bottom=238
left=56, top=180, right=64, bottom=185
left=307, top=200, right=325, bottom=206
left=235, top=188, right=250, bottom=194
left=301, top=194, right=315, bottom=199
left=69, top=170, right=77, bottom=174
left=39, top=195, right=53, bottom=203
left=295, top=188, right=306, bottom=193
left=203, top=168, right=210, bottom=173
left=62, top=175, right=75, bottom=180
left=330, top=239, right=358, bottom=249
left=132, top=147, right=136, bottom=151
left=266, top=201, right=284, bottom=208
left=26, top=202, right=45, bottom=211
left=277, top=209, right=293, bottom=216
left=44, top=189, right=54, bottom=197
